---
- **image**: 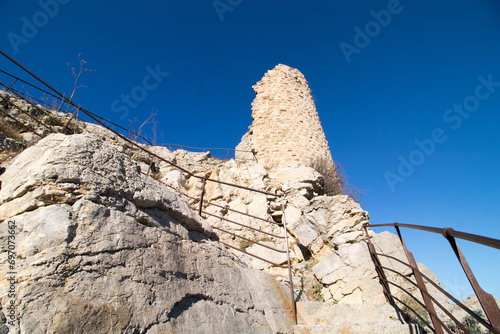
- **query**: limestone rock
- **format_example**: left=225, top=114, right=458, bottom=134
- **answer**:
left=295, top=301, right=421, bottom=334
left=0, top=133, right=295, bottom=333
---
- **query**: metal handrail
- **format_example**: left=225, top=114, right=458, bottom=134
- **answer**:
left=203, top=211, right=285, bottom=239
left=379, top=265, right=472, bottom=333
left=378, top=253, right=493, bottom=329
left=0, top=49, right=297, bottom=323
left=203, top=200, right=283, bottom=226
left=158, top=143, right=256, bottom=160
left=368, top=223, right=500, bottom=250
left=365, top=222, right=500, bottom=334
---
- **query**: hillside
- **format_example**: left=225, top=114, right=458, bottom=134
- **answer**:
left=1, top=64, right=497, bottom=333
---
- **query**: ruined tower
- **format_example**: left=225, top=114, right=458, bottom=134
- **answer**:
left=236, top=64, right=339, bottom=189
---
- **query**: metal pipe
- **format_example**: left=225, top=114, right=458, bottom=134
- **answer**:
left=376, top=253, right=495, bottom=331
left=62, top=106, right=80, bottom=134
left=202, top=211, right=285, bottom=239
left=219, top=241, right=287, bottom=268
left=198, top=178, right=206, bottom=216
left=443, top=229, right=500, bottom=333
left=211, top=225, right=286, bottom=253
left=363, top=226, right=394, bottom=305
left=282, top=197, right=297, bottom=324
left=379, top=266, right=476, bottom=334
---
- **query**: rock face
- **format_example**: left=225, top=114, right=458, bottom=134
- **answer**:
left=0, top=134, right=294, bottom=333
left=0, top=81, right=468, bottom=333
left=236, top=65, right=338, bottom=185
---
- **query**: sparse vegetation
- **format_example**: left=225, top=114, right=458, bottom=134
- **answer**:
left=128, top=108, right=158, bottom=144
left=399, top=295, right=430, bottom=332
left=138, top=218, right=152, bottom=227
left=309, top=282, right=325, bottom=302
left=239, top=239, right=253, bottom=251
left=448, top=310, right=491, bottom=334
left=0, top=119, right=26, bottom=164
left=311, top=156, right=365, bottom=203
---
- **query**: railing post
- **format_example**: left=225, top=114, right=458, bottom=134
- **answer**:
left=198, top=178, right=207, bottom=216
left=6, top=78, right=17, bottom=91
left=395, top=225, right=444, bottom=334
left=146, top=157, right=154, bottom=177
left=443, top=228, right=500, bottom=333
left=281, top=196, right=296, bottom=324
left=363, top=225, right=395, bottom=305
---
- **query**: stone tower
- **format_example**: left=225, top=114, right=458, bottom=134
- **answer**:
left=236, top=64, right=339, bottom=189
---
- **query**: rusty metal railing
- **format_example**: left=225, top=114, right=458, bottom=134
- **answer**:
left=0, top=50, right=297, bottom=323
left=364, top=222, right=500, bottom=334
left=158, top=143, right=257, bottom=162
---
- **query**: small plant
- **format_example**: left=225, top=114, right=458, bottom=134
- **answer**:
left=304, top=259, right=317, bottom=271
left=138, top=218, right=152, bottom=227
left=128, top=108, right=157, bottom=144
left=151, top=170, right=162, bottom=181
left=239, top=239, right=253, bottom=251
left=66, top=53, right=95, bottom=114
left=448, top=310, right=490, bottom=334
left=309, top=283, right=324, bottom=302
left=400, top=295, right=430, bottom=331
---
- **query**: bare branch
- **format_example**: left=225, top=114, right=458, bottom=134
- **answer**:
left=66, top=53, right=95, bottom=114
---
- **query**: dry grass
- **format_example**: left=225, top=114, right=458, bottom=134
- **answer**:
left=0, top=150, right=20, bottom=164
left=0, top=118, right=25, bottom=164
left=0, top=118, right=23, bottom=142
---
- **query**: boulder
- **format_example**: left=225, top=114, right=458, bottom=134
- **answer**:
left=0, top=133, right=295, bottom=333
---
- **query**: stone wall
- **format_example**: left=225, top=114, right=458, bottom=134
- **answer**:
left=236, top=64, right=336, bottom=177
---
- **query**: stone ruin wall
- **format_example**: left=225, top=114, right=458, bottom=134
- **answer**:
left=237, top=64, right=336, bottom=173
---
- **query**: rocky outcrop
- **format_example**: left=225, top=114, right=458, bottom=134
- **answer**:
left=1, top=79, right=473, bottom=333
left=0, top=133, right=294, bottom=333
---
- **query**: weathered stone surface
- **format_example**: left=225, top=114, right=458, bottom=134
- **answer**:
left=247, top=241, right=288, bottom=270
left=312, top=254, right=343, bottom=282
left=0, top=133, right=212, bottom=238
left=295, top=301, right=421, bottom=334
left=0, top=74, right=472, bottom=334
left=0, top=133, right=294, bottom=333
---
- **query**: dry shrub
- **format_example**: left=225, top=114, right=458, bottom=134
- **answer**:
left=311, top=156, right=365, bottom=203
left=0, top=118, right=23, bottom=142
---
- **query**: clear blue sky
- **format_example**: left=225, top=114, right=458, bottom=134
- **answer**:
left=1, top=1, right=499, bottom=301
